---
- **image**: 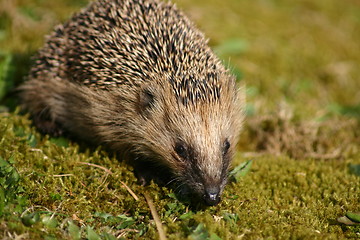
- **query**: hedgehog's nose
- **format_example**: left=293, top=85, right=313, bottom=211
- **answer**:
left=203, top=187, right=221, bottom=206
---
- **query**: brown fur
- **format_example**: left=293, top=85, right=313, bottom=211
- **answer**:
left=19, top=0, right=244, bottom=205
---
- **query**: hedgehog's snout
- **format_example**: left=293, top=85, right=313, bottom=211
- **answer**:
left=203, top=186, right=221, bottom=206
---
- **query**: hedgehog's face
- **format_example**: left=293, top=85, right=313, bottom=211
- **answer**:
left=171, top=133, right=233, bottom=206
left=170, top=101, right=242, bottom=206
left=136, top=77, right=243, bottom=206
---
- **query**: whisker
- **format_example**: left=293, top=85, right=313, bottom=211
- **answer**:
left=174, top=182, right=186, bottom=193
left=165, top=176, right=181, bottom=187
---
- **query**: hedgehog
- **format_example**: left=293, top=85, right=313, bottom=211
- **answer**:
left=19, top=0, right=244, bottom=206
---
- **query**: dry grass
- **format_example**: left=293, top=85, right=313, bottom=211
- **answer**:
left=244, top=106, right=359, bottom=159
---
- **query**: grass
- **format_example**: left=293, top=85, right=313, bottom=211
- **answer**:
left=0, top=0, right=360, bottom=239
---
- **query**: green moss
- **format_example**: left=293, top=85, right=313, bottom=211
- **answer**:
left=1, top=112, right=358, bottom=239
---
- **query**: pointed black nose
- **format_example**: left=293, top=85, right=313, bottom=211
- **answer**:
left=203, top=187, right=221, bottom=206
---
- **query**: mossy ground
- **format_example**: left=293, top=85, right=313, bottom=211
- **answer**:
left=0, top=0, right=359, bottom=239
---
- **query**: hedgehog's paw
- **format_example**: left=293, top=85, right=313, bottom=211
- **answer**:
left=132, top=158, right=172, bottom=187
left=33, top=115, right=64, bottom=137
left=134, top=167, right=153, bottom=186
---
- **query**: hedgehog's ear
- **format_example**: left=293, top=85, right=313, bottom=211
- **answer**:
left=138, top=85, right=157, bottom=115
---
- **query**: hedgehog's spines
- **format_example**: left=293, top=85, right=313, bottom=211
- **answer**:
left=37, top=0, right=224, bottom=106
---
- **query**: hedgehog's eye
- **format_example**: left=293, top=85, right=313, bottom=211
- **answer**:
left=222, top=139, right=230, bottom=156
left=175, top=142, right=188, bottom=159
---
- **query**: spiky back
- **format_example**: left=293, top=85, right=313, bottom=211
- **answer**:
left=30, top=0, right=228, bottom=106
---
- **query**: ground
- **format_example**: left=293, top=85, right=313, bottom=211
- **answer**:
left=0, top=0, right=359, bottom=239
